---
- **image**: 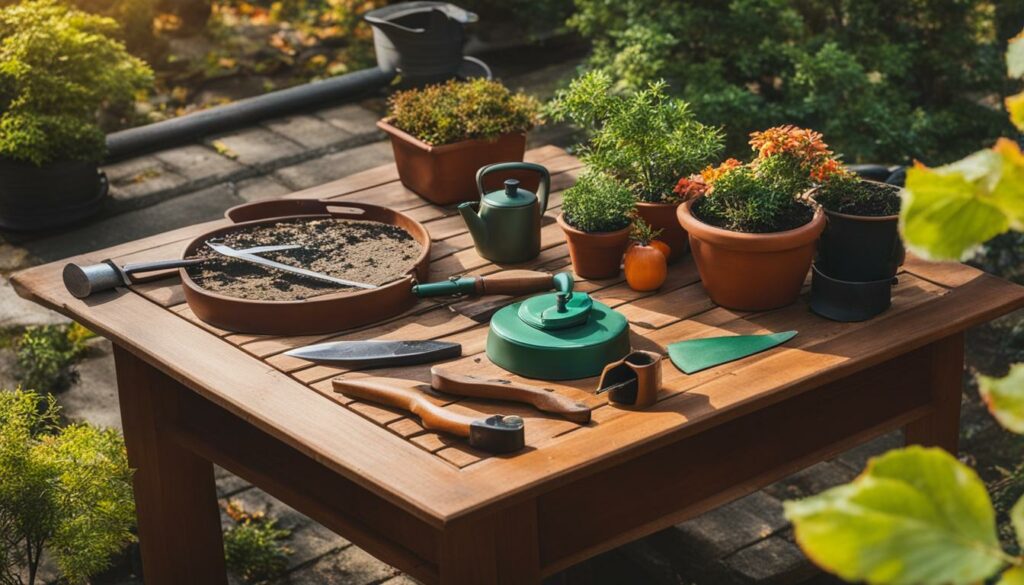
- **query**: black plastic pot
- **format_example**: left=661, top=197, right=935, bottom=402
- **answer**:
left=816, top=208, right=903, bottom=282
left=0, top=159, right=107, bottom=231
left=810, top=265, right=896, bottom=322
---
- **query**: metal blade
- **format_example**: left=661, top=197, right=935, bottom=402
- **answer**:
left=236, top=244, right=300, bottom=254
left=285, top=340, right=462, bottom=369
left=206, top=241, right=376, bottom=289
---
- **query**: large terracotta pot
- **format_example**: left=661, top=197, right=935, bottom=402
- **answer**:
left=378, top=119, right=531, bottom=206
left=677, top=200, right=825, bottom=311
left=557, top=213, right=631, bottom=279
left=635, top=200, right=688, bottom=262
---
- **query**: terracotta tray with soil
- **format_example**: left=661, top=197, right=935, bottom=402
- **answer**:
left=180, top=199, right=431, bottom=335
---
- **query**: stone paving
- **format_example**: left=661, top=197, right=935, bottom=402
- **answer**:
left=0, top=57, right=892, bottom=584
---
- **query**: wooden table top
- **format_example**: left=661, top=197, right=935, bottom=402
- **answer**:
left=12, top=145, right=1024, bottom=528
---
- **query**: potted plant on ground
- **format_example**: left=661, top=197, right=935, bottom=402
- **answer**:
left=547, top=71, right=723, bottom=262
left=676, top=126, right=830, bottom=310
left=624, top=219, right=668, bottom=292
left=379, top=78, right=542, bottom=205
left=558, top=170, right=635, bottom=279
left=0, top=0, right=153, bottom=231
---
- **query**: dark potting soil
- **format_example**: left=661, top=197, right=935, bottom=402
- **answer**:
left=187, top=218, right=421, bottom=301
left=692, top=199, right=816, bottom=234
left=820, top=181, right=901, bottom=217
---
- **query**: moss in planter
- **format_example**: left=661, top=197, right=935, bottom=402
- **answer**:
left=562, top=171, right=635, bottom=233
left=386, top=78, right=541, bottom=146
left=815, top=172, right=901, bottom=216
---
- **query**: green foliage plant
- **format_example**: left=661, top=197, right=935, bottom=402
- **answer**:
left=15, top=323, right=94, bottom=393
left=561, top=171, right=635, bottom=233
left=546, top=70, right=724, bottom=203
left=0, top=388, right=135, bottom=585
left=814, top=172, right=901, bottom=216
left=386, top=78, right=541, bottom=147
left=569, top=0, right=1019, bottom=165
left=784, top=32, right=1024, bottom=585
left=222, top=500, right=292, bottom=584
left=0, top=0, right=153, bottom=166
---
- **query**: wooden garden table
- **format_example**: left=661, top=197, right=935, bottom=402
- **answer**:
left=11, top=145, right=1024, bottom=584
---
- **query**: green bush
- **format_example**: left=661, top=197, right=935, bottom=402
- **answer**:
left=570, top=0, right=1019, bottom=165
left=15, top=323, right=94, bottom=393
left=0, top=0, right=152, bottom=165
left=815, top=173, right=901, bottom=216
left=0, top=389, right=135, bottom=585
left=222, top=500, right=292, bottom=584
left=386, top=78, right=541, bottom=146
left=562, top=171, right=635, bottom=232
left=547, top=71, right=724, bottom=203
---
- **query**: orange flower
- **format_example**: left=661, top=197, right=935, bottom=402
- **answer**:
left=700, top=158, right=742, bottom=184
left=673, top=175, right=708, bottom=199
left=810, top=158, right=847, bottom=183
left=749, top=125, right=832, bottom=164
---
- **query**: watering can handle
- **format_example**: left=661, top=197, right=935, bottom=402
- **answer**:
left=476, top=162, right=551, bottom=214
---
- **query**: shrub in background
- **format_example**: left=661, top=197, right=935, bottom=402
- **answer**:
left=561, top=171, right=636, bottom=233
left=0, top=389, right=135, bottom=585
left=570, top=0, right=1019, bottom=165
left=15, top=323, right=94, bottom=393
left=222, top=500, right=292, bottom=584
left=386, top=78, right=542, bottom=146
left=547, top=70, right=723, bottom=203
left=0, top=0, right=153, bottom=165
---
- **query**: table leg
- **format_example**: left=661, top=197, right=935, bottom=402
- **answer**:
left=439, top=499, right=541, bottom=584
left=903, top=332, right=964, bottom=454
left=114, top=346, right=228, bottom=584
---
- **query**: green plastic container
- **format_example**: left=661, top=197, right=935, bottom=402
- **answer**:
left=486, top=284, right=630, bottom=380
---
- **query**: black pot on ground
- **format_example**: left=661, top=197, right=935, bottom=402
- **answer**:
left=810, top=265, right=896, bottom=322
left=816, top=208, right=904, bottom=282
left=0, top=159, right=108, bottom=231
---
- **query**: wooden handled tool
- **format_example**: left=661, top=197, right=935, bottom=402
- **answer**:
left=411, top=270, right=556, bottom=298
left=332, top=377, right=525, bottom=454
left=430, top=367, right=591, bottom=423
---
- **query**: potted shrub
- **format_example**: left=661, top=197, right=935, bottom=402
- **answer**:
left=812, top=166, right=903, bottom=281
left=558, top=171, right=635, bottom=279
left=379, top=78, right=542, bottom=205
left=676, top=126, right=829, bottom=310
left=0, top=0, right=153, bottom=231
left=547, top=71, right=723, bottom=262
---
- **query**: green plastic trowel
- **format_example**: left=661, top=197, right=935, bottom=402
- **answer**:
left=667, top=331, right=797, bottom=374
left=486, top=273, right=630, bottom=380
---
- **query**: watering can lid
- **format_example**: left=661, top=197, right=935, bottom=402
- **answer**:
left=365, top=2, right=478, bottom=26
left=483, top=179, right=538, bottom=208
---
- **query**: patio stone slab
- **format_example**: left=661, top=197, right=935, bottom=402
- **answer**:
left=666, top=491, right=788, bottom=558
left=315, top=103, right=383, bottom=136
left=236, top=176, right=293, bottom=202
left=153, top=144, right=246, bottom=183
left=763, top=461, right=858, bottom=501
left=0, top=276, right=67, bottom=328
left=206, top=127, right=306, bottom=168
left=263, top=114, right=356, bottom=150
left=281, top=544, right=400, bottom=585
left=272, top=140, right=393, bottom=190
left=724, top=534, right=818, bottom=584
left=59, top=338, right=122, bottom=430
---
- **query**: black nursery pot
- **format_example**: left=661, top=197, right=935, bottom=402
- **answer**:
left=816, top=209, right=904, bottom=282
left=810, top=265, right=896, bottom=322
left=0, top=158, right=108, bottom=231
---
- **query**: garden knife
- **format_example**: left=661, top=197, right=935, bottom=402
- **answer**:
left=285, top=340, right=462, bottom=369
left=206, top=240, right=376, bottom=289
left=332, top=377, right=525, bottom=454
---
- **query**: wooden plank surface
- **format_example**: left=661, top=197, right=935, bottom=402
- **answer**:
left=10, top=145, right=1024, bottom=524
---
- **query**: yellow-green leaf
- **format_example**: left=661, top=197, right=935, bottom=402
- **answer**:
left=999, top=566, right=1024, bottom=585
left=900, top=142, right=1024, bottom=261
left=1008, top=92, right=1024, bottom=132
left=1008, top=31, right=1024, bottom=79
left=979, top=363, right=1024, bottom=434
left=1012, top=495, right=1024, bottom=549
left=785, top=446, right=1006, bottom=585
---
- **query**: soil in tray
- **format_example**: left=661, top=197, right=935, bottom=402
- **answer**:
left=187, top=218, right=421, bottom=301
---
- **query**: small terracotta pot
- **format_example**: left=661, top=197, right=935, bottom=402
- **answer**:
left=677, top=200, right=825, bottom=311
left=635, top=200, right=688, bottom=262
left=557, top=213, right=631, bottom=279
left=378, top=119, right=531, bottom=206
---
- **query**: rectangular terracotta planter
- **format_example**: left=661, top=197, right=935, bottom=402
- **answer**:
left=378, top=119, right=529, bottom=206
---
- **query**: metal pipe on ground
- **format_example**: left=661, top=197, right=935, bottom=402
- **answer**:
left=105, top=67, right=396, bottom=162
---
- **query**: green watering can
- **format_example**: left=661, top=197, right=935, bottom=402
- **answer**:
left=487, top=273, right=630, bottom=380
left=459, top=162, right=550, bottom=264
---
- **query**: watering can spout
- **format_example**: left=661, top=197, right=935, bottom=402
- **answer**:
left=459, top=202, right=488, bottom=249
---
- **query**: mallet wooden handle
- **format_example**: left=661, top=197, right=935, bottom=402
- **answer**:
left=430, top=367, right=591, bottom=423
left=475, top=270, right=555, bottom=296
left=333, top=377, right=476, bottom=438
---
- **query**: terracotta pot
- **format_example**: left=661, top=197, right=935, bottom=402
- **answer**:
left=557, top=213, right=630, bottom=279
left=378, top=119, right=532, bottom=206
left=635, top=200, right=689, bottom=262
left=677, top=200, right=825, bottom=311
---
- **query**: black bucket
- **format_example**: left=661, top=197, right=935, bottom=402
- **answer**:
left=816, top=208, right=904, bottom=282
left=365, top=2, right=479, bottom=84
left=810, top=265, right=896, bottom=322
left=0, top=159, right=107, bottom=231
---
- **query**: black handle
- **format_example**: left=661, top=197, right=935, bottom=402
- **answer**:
left=122, top=258, right=205, bottom=275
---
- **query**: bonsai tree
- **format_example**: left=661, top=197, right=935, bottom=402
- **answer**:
left=547, top=70, right=723, bottom=204
left=385, top=78, right=541, bottom=146
left=0, top=0, right=153, bottom=166
left=0, top=389, right=135, bottom=585
left=561, top=171, right=635, bottom=233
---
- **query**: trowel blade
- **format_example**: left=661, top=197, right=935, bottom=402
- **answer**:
left=667, top=331, right=797, bottom=374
